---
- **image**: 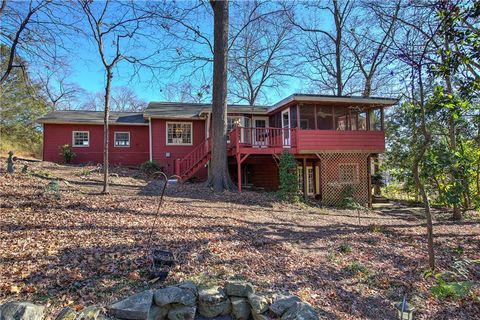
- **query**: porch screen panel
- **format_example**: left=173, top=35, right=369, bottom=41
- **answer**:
left=299, top=105, right=316, bottom=129
left=316, top=106, right=333, bottom=130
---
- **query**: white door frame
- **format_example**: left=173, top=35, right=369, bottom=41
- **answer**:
left=281, top=108, right=291, bottom=147
left=252, top=116, right=269, bottom=147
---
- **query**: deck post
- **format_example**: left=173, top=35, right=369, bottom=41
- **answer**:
left=237, top=153, right=242, bottom=192
left=296, top=104, right=301, bottom=128
left=302, top=158, right=307, bottom=200
left=367, top=155, right=372, bottom=208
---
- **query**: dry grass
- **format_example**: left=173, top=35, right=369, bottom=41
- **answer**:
left=0, top=160, right=479, bottom=320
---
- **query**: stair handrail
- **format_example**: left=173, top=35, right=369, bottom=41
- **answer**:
left=177, top=137, right=211, bottom=176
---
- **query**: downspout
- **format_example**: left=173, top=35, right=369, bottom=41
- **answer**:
left=149, top=117, right=153, bottom=161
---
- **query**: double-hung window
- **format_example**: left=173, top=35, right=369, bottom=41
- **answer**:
left=166, top=122, right=192, bottom=145
left=72, top=131, right=89, bottom=147
left=114, top=132, right=130, bottom=147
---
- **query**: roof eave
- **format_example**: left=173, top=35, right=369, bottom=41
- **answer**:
left=37, top=120, right=149, bottom=126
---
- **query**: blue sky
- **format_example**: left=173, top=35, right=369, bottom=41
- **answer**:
left=60, top=0, right=306, bottom=106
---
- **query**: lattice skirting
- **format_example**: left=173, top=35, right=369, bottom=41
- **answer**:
left=318, top=153, right=370, bottom=206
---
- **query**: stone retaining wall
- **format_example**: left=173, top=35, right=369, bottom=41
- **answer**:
left=0, top=281, right=319, bottom=320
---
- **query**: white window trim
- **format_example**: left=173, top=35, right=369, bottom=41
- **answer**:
left=166, top=121, right=193, bottom=146
left=72, top=131, right=90, bottom=147
left=114, top=131, right=131, bottom=148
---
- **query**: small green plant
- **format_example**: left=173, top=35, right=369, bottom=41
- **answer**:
left=59, top=144, right=76, bottom=164
left=424, top=259, right=476, bottom=301
left=429, top=274, right=473, bottom=300
left=277, top=151, right=300, bottom=203
left=452, top=245, right=464, bottom=255
left=344, top=261, right=369, bottom=276
left=339, top=185, right=363, bottom=209
left=34, top=169, right=52, bottom=179
left=140, top=160, right=162, bottom=176
left=338, top=243, right=353, bottom=253
left=369, top=224, right=385, bottom=233
left=76, top=169, right=93, bottom=177
left=327, top=250, right=340, bottom=263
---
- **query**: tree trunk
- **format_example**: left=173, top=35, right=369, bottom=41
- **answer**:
left=208, top=0, right=235, bottom=192
left=333, top=0, right=343, bottom=96
left=102, top=68, right=112, bottom=194
left=413, top=156, right=435, bottom=269
left=415, top=65, right=435, bottom=270
left=363, top=76, right=372, bottom=97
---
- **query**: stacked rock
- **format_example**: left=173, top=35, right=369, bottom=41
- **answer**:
left=0, top=280, right=319, bottom=320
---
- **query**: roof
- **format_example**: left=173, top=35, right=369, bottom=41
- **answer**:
left=37, top=111, right=148, bottom=125
left=144, top=102, right=269, bottom=119
left=37, top=95, right=399, bottom=124
left=270, top=94, right=399, bottom=111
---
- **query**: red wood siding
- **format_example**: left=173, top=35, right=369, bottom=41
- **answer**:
left=244, top=156, right=279, bottom=191
left=296, top=130, right=385, bottom=152
left=43, top=124, right=149, bottom=165
left=151, top=118, right=207, bottom=178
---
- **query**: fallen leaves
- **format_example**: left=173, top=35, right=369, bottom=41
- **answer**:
left=0, top=160, right=479, bottom=320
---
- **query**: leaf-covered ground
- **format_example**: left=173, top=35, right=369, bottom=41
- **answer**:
left=1, top=160, right=479, bottom=319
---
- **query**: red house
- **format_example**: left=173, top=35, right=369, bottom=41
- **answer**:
left=38, top=94, right=397, bottom=206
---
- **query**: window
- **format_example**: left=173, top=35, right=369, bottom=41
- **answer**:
left=167, top=122, right=192, bottom=145
left=72, top=131, right=89, bottom=147
left=338, top=163, right=359, bottom=184
left=114, top=132, right=130, bottom=147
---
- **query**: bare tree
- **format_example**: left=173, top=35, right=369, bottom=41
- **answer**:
left=79, top=0, right=155, bottom=194
left=0, top=0, right=72, bottom=85
left=38, top=63, right=83, bottom=110
left=162, top=81, right=211, bottom=103
left=287, top=0, right=356, bottom=96
left=208, top=0, right=235, bottom=192
left=228, top=1, right=295, bottom=105
left=111, top=86, right=146, bottom=112
left=346, top=0, right=401, bottom=96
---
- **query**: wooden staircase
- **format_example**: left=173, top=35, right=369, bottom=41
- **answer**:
left=174, top=137, right=211, bottom=181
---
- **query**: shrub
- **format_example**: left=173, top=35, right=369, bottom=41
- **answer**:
left=340, top=185, right=363, bottom=209
left=140, top=160, right=162, bottom=176
left=277, top=151, right=300, bottom=203
left=338, top=243, right=353, bottom=253
left=59, top=144, right=76, bottom=164
left=428, top=273, right=473, bottom=300
left=344, top=261, right=369, bottom=276
left=424, top=259, right=477, bottom=301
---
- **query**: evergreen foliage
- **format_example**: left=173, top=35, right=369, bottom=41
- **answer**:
left=277, top=151, right=300, bottom=203
left=0, top=45, right=49, bottom=158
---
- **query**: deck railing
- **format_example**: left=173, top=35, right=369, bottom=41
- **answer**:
left=229, top=127, right=297, bottom=149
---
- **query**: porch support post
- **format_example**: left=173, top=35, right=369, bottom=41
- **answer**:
left=296, top=104, right=301, bottom=128
left=380, top=107, right=385, bottom=131
left=237, top=153, right=242, bottom=192
left=367, top=154, right=372, bottom=208
left=331, top=106, right=335, bottom=129
left=313, top=159, right=317, bottom=196
left=302, top=157, right=307, bottom=200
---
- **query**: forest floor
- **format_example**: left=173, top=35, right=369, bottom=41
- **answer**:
left=0, top=160, right=479, bottom=320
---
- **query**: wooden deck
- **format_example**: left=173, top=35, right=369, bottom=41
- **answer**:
left=228, top=127, right=385, bottom=155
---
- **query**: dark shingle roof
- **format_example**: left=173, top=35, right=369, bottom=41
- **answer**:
left=144, top=102, right=268, bottom=118
left=270, top=94, right=399, bottom=111
left=37, top=111, right=148, bottom=125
